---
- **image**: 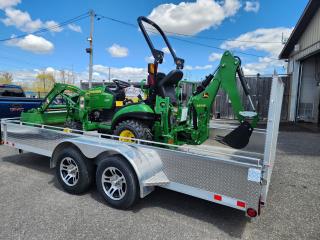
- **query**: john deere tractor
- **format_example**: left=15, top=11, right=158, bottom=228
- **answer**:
left=21, top=16, right=258, bottom=149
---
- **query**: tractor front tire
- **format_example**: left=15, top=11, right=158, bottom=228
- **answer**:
left=64, top=120, right=83, bottom=130
left=114, top=120, right=152, bottom=143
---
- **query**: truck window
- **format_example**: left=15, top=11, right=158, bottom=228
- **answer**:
left=0, top=85, right=26, bottom=97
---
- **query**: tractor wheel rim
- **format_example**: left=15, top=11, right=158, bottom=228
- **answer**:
left=101, top=167, right=127, bottom=200
left=119, top=130, right=135, bottom=142
left=60, top=157, right=79, bottom=186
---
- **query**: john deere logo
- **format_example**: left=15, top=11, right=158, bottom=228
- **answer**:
left=89, top=90, right=102, bottom=94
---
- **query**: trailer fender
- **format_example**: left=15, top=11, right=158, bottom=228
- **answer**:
left=51, top=138, right=166, bottom=198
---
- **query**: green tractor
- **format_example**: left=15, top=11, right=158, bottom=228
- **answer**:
left=21, top=16, right=259, bottom=149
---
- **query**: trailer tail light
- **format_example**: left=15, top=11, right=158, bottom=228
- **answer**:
left=247, top=208, right=257, bottom=218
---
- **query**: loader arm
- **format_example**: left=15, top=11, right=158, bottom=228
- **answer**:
left=40, top=83, right=84, bottom=112
left=189, top=51, right=258, bottom=148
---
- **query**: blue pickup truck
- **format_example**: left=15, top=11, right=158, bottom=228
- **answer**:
left=0, top=84, right=43, bottom=118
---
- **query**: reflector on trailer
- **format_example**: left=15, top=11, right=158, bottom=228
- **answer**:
left=214, top=194, right=222, bottom=201
left=237, top=201, right=246, bottom=208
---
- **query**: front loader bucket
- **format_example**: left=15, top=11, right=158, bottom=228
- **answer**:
left=216, top=121, right=253, bottom=149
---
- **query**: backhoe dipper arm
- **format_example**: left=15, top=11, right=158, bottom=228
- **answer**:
left=40, top=83, right=84, bottom=112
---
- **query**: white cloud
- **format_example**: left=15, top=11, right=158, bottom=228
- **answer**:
left=9, top=68, right=78, bottom=85
left=220, top=27, right=293, bottom=74
left=244, top=1, right=260, bottom=13
left=221, top=27, right=293, bottom=57
left=145, top=55, right=155, bottom=63
left=0, top=0, right=20, bottom=9
left=44, top=20, right=63, bottom=32
left=208, top=52, right=222, bottom=62
left=185, top=64, right=212, bottom=70
left=242, top=57, right=284, bottom=75
left=107, top=44, right=129, bottom=58
left=162, top=47, right=170, bottom=54
left=224, top=0, right=242, bottom=16
left=45, top=67, right=55, bottom=72
left=11, top=69, right=37, bottom=83
left=1, top=8, right=62, bottom=33
left=68, top=23, right=82, bottom=33
left=161, top=46, right=177, bottom=55
left=147, top=0, right=241, bottom=35
left=93, top=65, right=147, bottom=81
left=7, top=34, right=54, bottom=54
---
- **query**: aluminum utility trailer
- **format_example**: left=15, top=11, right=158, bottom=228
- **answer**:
left=0, top=74, right=284, bottom=218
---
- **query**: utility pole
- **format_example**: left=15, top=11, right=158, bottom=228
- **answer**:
left=86, top=10, right=95, bottom=89
left=108, top=67, right=111, bottom=82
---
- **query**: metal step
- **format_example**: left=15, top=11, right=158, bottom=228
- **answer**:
left=143, top=171, right=170, bottom=186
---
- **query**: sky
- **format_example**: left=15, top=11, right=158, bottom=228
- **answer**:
left=0, top=0, right=309, bottom=84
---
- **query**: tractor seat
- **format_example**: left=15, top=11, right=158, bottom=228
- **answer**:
left=155, top=70, right=183, bottom=106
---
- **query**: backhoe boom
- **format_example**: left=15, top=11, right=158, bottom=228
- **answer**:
left=187, top=51, right=258, bottom=147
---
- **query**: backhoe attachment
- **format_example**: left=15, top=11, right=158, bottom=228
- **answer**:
left=190, top=51, right=258, bottom=149
left=216, top=56, right=258, bottom=149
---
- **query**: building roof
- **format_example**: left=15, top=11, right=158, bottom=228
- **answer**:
left=279, top=0, right=320, bottom=59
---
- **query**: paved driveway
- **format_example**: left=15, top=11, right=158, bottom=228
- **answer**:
left=0, top=131, right=319, bottom=240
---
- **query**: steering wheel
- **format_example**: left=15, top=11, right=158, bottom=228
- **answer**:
left=113, top=79, right=131, bottom=89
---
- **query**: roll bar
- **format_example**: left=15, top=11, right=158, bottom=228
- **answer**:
left=137, top=16, right=184, bottom=70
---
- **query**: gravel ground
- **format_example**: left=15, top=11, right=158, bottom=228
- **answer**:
left=0, top=131, right=319, bottom=240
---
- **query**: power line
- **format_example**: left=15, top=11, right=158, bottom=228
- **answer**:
left=96, top=14, right=283, bottom=44
left=96, top=14, right=281, bottom=60
left=168, top=36, right=280, bottom=60
left=0, top=12, right=90, bottom=42
left=0, top=52, right=74, bottom=70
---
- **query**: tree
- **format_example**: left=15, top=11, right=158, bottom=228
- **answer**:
left=0, top=72, right=13, bottom=84
left=33, top=72, right=56, bottom=95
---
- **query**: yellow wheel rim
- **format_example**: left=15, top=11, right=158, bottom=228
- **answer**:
left=119, top=130, right=135, bottom=142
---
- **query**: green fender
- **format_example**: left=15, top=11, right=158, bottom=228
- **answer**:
left=111, top=103, right=155, bottom=129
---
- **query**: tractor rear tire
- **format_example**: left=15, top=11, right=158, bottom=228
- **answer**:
left=114, top=120, right=152, bottom=143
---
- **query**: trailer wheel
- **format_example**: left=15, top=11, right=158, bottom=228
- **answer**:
left=55, top=147, right=93, bottom=194
left=114, top=120, right=152, bottom=143
left=96, top=156, right=138, bottom=209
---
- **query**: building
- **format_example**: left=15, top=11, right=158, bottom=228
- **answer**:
left=279, top=0, right=320, bottom=125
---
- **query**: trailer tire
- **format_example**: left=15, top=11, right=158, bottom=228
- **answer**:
left=55, top=147, right=93, bottom=194
left=96, top=156, right=138, bottom=209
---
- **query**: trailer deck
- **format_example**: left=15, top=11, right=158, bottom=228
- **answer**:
left=0, top=74, right=284, bottom=217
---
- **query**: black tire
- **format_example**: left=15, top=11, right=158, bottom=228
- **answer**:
left=113, top=119, right=152, bottom=142
left=96, top=156, right=139, bottom=209
left=55, top=147, right=93, bottom=194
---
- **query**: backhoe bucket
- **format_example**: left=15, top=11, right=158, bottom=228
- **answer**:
left=216, top=121, right=253, bottom=149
